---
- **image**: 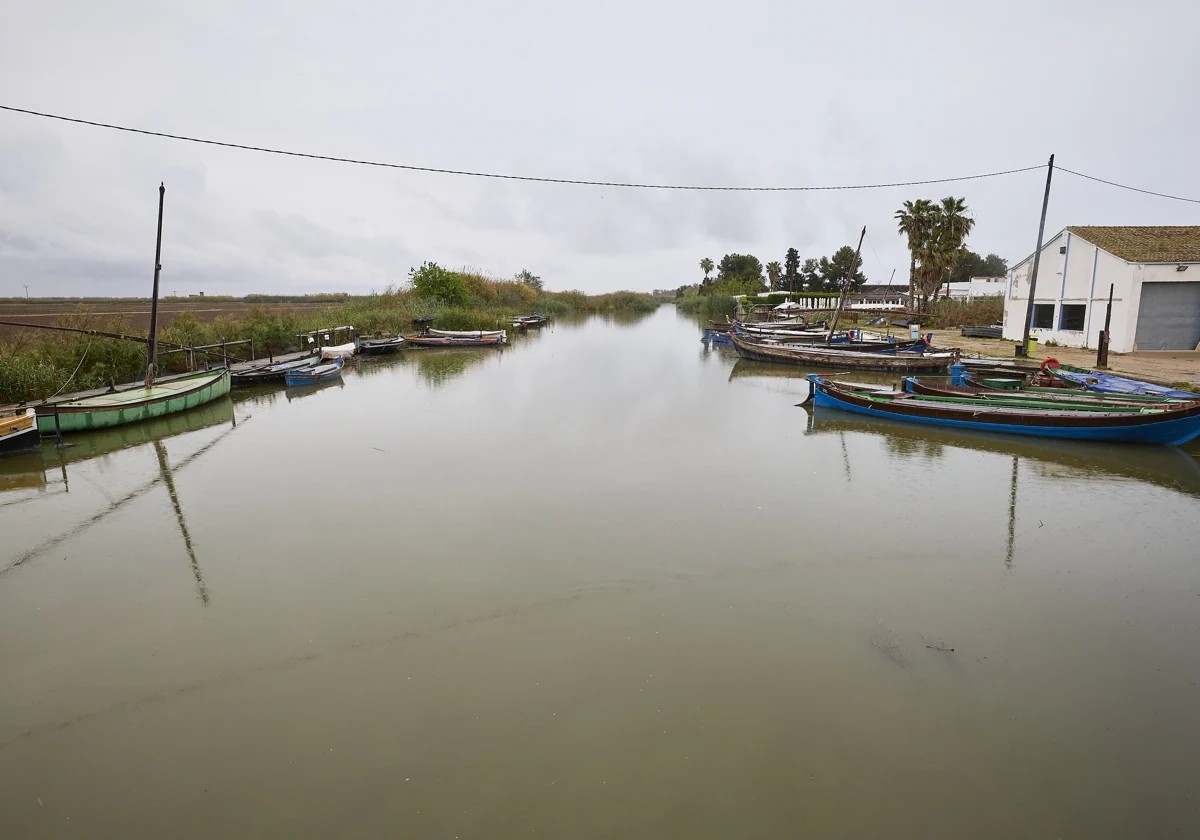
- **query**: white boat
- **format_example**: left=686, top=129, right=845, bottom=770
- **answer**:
left=319, top=342, right=357, bottom=360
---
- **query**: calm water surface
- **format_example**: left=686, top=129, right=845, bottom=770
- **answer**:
left=2, top=308, right=1199, bottom=838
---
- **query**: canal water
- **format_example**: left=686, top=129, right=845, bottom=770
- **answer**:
left=2, top=306, right=1199, bottom=838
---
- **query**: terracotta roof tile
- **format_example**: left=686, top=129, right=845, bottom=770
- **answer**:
left=1066, top=226, right=1200, bottom=263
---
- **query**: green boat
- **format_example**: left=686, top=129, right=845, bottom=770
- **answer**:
left=35, top=368, right=231, bottom=435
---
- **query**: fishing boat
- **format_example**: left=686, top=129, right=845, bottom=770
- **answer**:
left=34, top=368, right=232, bottom=435
left=1041, top=360, right=1200, bottom=399
left=904, top=376, right=1197, bottom=408
left=231, top=355, right=320, bottom=387
left=285, top=356, right=344, bottom=387
left=426, top=328, right=508, bottom=342
left=356, top=334, right=406, bottom=355
left=806, top=375, right=1200, bottom=445
left=730, top=334, right=957, bottom=371
left=512, top=313, right=548, bottom=328
left=1, top=409, right=39, bottom=454
left=702, top=328, right=734, bottom=345
left=406, top=331, right=507, bottom=348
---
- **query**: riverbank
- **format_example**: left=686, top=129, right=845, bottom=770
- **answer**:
left=0, top=284, right=659, bottom=404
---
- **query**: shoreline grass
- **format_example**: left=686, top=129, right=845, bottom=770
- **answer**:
left=0, top=275, right=658, bottom=404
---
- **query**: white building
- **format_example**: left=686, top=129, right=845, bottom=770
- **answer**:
left=945, top=276, right=1006, bottom=300
left=1002, top=226, right=1200, bottom=353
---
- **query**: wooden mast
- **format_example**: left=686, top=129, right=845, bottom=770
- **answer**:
left=145, top=182, right=165, bottom=387
left=825, top=226, right=866, bottom=345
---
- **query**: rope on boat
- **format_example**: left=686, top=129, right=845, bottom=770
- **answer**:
left=47, top=337, right=94, bottom=400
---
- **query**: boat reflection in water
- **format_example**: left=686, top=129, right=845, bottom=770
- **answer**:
left=284, top=377, right=345, bottom=402
left=410, top=348, right=494, bottom=389
left=0, top=397, right=246, bottom=606
left=802, top=404, right=1200, bottom=567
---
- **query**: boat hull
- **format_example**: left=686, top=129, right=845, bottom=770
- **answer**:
left=285, top=357, right=344, bottom=386
left=731, top=334, right=955, bottom=371
left=35, top=369, right=231, bottom=435
left=809, top=376, right=1200, bottom=445
left=405, top=335, right=507, bottom=348
left=1, top=414, right=39, bottom=454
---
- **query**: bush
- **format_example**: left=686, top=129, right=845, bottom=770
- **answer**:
left=410, top=261, right=470, bottom=306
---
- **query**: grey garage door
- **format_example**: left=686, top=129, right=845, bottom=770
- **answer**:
left=1135, top=282, right=1200, bottom=350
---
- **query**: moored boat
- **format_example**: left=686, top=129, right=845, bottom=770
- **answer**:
left=512, top=313, right=548, bottom=328
left=285, top=356, right=344, bottom=387
left=1, top=410, right=39, bottom=454
left=426, top=328, right=508, bottom=342
left=1042, top=360, right=1200, bottom=399
left=356, top=334, right=406, bottom=355
left=34, top=368, right=232, bottom=435
left=231, top=355, right=320, bottom=387
left=406, top=331, right=507, bottom=348
left=806, top=375, right=1200, bottom=445
left=730, top=333, right=957, bottom=371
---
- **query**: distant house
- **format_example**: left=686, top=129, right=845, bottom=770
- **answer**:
left=944, top=276, right=1006, bottom=300
left=188, top=292, right=205, bottom=298
left=1002, top=226, right=1200, bottom=352
left=846, top=285, right=911, bottom=311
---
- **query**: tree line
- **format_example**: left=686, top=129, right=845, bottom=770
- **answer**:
left=686, top=245, right=868, bottom=298
left=683, top=196, right=1008, bottom=311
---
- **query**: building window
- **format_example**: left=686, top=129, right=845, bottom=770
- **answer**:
left=1060, top=304, right=1086, bottom=331
left=1031, top=304, right=1055, bottom=329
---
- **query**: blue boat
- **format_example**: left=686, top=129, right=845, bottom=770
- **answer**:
left=285, top=356, right=344, bottom=387
left=1044, top=361, right=1200, bottom=400
left=806, top=374, right=1200, bottom=445
left=702, top=328, right=733, bottom=345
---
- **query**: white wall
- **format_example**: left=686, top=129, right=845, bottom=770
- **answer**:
left=1003, top=231, right=1138, bottom=352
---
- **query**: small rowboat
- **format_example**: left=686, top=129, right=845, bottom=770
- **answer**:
left=34, top=368, right=231, bottom=435
left=231, top=356, right=320, bottom=387
left=512, top=313, right=548, bottom=328
left=285, top=356, right=344, bottom=386
left=426, top=328, right=508, bottom=342
left=1, top=409, right=39, bottom=454
left=319, top=342, right=357, bottom=360
left=806, top=375, right=1200, bottom=445
left=406, top=333, right=507, bottom=348
left=730, top=334, right=957, bottom=371
left=356, top=334, right=406, bottom=355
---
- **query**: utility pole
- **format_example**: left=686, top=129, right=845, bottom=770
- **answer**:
left=146, top=183, right=165, bottom=386
left=1017, top=154, right=1055, bottom=357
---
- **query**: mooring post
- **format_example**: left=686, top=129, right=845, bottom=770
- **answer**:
left=53, top=405, right=65, bottom=448
left=145, top=183, right=165, bottom=385
left=1097, top=282, right=1114, bottom=367
left=1017, top=155, right=1055, bottom=356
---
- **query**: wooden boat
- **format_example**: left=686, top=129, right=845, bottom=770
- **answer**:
left=702, top=328, right=733, bottom=345
left=356, top=334, right=406, bottom=355
left=319, top=342, right=357, bottom=360
left=426, top=328, right=508, bottom=343
left=1, top=410, right=39, bottom=454
left=1042, top=360, right=1200, bottom=399
left=34, top=369, right=231, bottom=435
left=806, top=374, right=1200, bottom=445
left=231, top=355, right=320, bottom=387
left=512, top=313, right=548, bottom=328
left=406, top=332, right=507, bottom=348
left=903, top=377, right=1198, bottom=409
left=731, top=334, right=957, bottom=371
left=285, top=356, right=344, bottom=386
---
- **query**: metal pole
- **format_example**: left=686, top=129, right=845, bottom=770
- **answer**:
left=826, top=226, right=866, bottom=345
left=1017, top=155, right=1055, bottom=357
left=1097, top=282, right=1114, bottom=367
left=146, top=182, right=166, bottom=385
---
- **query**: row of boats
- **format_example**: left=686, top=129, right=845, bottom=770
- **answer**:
left=703, top=316, right=1200, bottom=445
left=0, top=317, right=547, bottom=454
left=805, top=363, right=1200, bottom=446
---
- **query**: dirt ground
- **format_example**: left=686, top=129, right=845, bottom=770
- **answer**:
left=929, top=331, right=1200, bottom=390
left=0, top=300, right=331, bottom=341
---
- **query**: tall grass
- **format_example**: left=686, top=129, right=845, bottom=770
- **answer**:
left=0, top=279, right=660, bottom=404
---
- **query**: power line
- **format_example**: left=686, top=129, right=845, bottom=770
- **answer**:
left=0, top=104, right=1045, bottom=192
left=1057, top=166, right=1200, bottom=205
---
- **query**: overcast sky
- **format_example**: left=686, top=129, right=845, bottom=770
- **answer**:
left=2, top=0, right=1198, bottom=297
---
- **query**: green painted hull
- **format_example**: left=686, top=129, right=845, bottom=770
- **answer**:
left=35, top=369, right=232, bottom=435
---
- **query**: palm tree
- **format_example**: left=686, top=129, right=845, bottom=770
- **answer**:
left=895, top=199, right=934, bottom=312
left=910, top=197, right=975, bottom=311
left=700, top=257, right=714, bottom=285
left=766, top=261, right=783, bottom=291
